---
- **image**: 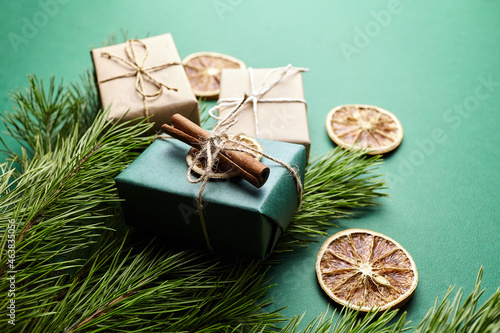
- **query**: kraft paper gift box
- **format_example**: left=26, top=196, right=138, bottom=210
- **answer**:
left=216, top=67, right=310, bottom=158
left=114, top=137, right=306, bottom=258
left=91, top=33, right=199, bottom=131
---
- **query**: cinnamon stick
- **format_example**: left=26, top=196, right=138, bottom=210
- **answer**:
left=161, top=114, right=270, bottom=188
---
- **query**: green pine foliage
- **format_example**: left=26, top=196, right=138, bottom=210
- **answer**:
left=2, top=72, right=98, bottom=159
left=282, top=268, right=500, bottom=333
left=1, top=74, right=499, bottom=332
left=414, top=268, right=500, bottom=333
left=276, top=147, right=387, bottom=252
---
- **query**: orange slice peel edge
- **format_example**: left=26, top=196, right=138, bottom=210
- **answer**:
left=325, top=104, right=403, bottom=155
left=183, top=51, right=246, bottom=99
left=316, top=228, right=418, bottom=312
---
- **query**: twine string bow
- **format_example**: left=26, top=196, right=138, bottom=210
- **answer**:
left=188, top=96, right=304, bottom=251
left=99, top=39, right=180, bottom=118
left=208, top=64, right=309, bottom=137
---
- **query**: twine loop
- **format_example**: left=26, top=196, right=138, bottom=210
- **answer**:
left=208, top=64, right=309, bottom=137
left=99, top=39, right=180, bottom=118
left=189, top=96, right=303, bottom=251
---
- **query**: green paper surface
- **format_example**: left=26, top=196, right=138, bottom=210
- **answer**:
left=1, top=0, right=499, bottom=328
left=115, top=138, right=306, bottom=258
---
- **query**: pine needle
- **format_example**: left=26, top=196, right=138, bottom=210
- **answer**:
left=197, top=98, right=388, bottom=252
left=414, top=267, right=500, bottom=333
left=275, top=147, right=387, bottom=252
left=2, top=72, right=98, bottom=161
left=1, top=77, right=280, bottom=332
left=1, top=73, right=498, bottom=333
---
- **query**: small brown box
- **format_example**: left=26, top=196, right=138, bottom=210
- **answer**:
left=217, top=67, right=310, bottom=157
left=91, top=33, right=199, bottom=131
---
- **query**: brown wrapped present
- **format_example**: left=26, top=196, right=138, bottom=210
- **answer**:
left=211, top=65, right=310, bottom=157
left=91, top=33, right=199, bottom=131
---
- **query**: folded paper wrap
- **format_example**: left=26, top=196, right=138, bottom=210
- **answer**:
left=213, top=66, right=310, bottom=157
left=91, top=33, right=199, bottom=130
left=115, top=137, right=306, bottom=258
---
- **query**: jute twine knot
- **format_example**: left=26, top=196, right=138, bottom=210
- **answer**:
left=208, top=64, right=309, bottom=138
left=99, top=39, right=181, bottom=118
left=188, top=96, right=304, bottom=251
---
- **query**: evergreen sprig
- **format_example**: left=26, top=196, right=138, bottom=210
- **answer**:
left=271, top=306, right=408, bottom=333
left=414, top=268, right=500, bottom=333
left=1, top=74, right=498, bottom=332
left=2, top=72, right=98, bottom=160
left=0, top=106, right=279, bottom=331
left=0, top=76, right=281, bottom=332
left=276, top=147, right=387, bottom=252
left=265, top=268, right=500, bottom=333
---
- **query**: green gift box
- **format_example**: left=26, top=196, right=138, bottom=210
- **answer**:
left=115, top=137, right=306, bottom=258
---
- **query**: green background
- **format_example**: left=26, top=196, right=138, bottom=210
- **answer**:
left=1, top=0, right=499, bottom=329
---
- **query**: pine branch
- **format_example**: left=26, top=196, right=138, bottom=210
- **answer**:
left=0, top=76, right=387, bottom=332
left=101, top=28, right=130, bottom=47
left=199, top=98, right=217, bottom=130
left=275, top=148, right=387, bottom=252
left=1, top=77, right=280, bottom=332
left=273, top=307, right=408, bottom=333
left=67, top=70, right=100, bottom=133
left=2, top=72, right=98, bottom=162
left=2, top=75, right=65, bottom=155
left=414, top=267, right=500, bottom=333
left=1, top=108, right=279, bottom=331
left=0, top=112, right=152, bottom=330
left=2, top=72, right=498, bottom=333
left=54, top=240, right=280, bottom=333
left=196, top=100, right=388, bottom=252
left=253, top=268, right=498, bottom=333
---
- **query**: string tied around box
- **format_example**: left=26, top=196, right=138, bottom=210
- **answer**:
left=161, top=96, right=303, bottom=251
left=99, top=39, right=181, bottom=119
left=208, top=64, right=309, bottom=138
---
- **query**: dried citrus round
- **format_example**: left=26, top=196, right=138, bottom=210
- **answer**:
left=183, top=52, right=246, bottom=99
left=326, top=104, right=403, bottom=154
left=316, top=229, right=418, bottom=312
left=186, top=134, right=262, bottom=178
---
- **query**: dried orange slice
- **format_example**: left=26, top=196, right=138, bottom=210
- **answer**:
left=186, top=134, right=262, bottom=178
left=326, top=104, right=403, bottom=154
left=316, top=229, right=418, bottom=312
left=183, top=52, right=246, bottom=99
